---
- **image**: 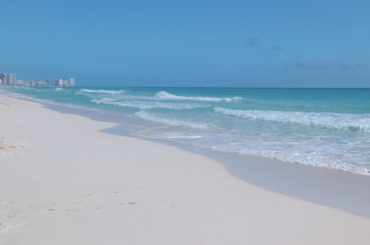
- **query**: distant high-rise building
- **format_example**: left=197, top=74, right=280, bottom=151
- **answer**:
left=0, top=73, right=5, bottom=85
left=1, top=73, right=16, bottom=85
left=55, top=78, right=76, bottom=87
left=9, top=73, right=16, bottom=85
left=1, top=73, right=9, bottom=85
left=69, top=78, right=75, bottom=87
left=55, top=79, right=64, bottom=87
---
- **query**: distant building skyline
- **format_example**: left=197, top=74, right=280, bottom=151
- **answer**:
left=0, top=72, right=76, bottom=87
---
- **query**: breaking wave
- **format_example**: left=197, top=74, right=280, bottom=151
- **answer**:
left=208, top=145, right=370, bottom=175
left=214, top=107, right=370, bottom=132
left=91, top=98, right=206, bottom=110
left=78, top=88, right=127, bottom=95
left=135, top=111, right=209, bottom=129
left=155, top=91, right=242, bottom=102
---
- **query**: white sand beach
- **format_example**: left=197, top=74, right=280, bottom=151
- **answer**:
left=1, top=94, right=370, bottom=245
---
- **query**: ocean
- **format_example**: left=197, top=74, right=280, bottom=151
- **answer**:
left=3, top=86, right=370, bottom=175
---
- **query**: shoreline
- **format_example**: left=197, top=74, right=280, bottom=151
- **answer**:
left=3, top=90, right=370, bottom=217
left=42, top=95, right=370, bottom=217
left=1, top=93, right=370, bottom=244
left=3, top=90, right=370, bottom=216
left=4, top=87, right=370, bottom=175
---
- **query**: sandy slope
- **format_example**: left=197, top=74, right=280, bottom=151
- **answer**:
left=0, top=94, right=369, bottom=245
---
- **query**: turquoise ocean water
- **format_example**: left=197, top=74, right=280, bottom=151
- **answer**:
left=3, top=87, right=370, bottom=175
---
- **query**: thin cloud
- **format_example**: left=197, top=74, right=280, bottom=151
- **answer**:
left=246, top=37, right=260, bottom=46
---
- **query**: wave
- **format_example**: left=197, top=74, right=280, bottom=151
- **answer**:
left=208, top=145, right=370, bottom=175
left=214, top=107, right=370, bottom=132
left=91, top=98, right=206, bottom=110
left=135, top=111, right=209, bottom=129
left=78, top=88, right=127, bottom=95
left=155, top=91, right=242, bottom=102
left=166, top=135, right=203, bottom=139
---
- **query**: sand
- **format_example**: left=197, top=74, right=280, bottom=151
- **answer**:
left=0, top=94, right=369, bottom=245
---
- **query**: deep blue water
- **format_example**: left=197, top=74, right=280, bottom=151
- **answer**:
left=3, top=86, right=370, bottom=175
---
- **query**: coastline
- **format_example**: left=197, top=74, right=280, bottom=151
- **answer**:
left=44, top=95, right=370, bottom=217
left=1, top=94, right=370, bottom=244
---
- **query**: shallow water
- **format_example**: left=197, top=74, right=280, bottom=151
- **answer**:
left=3, top=86, right=370, bottom=175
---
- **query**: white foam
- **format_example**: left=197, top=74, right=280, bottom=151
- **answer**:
left=91, top=98, right=206, bottom=110
left=214, top=107, right=370, bottom=132
left=135, top=111, right=209, bottom=129
left=166, top=135, right=203, bottom=139
left=78, top=88, right=127, bottom=95
left=155, top=91, right=242, bottom=102
left=208, top=145, right=370, bottom=175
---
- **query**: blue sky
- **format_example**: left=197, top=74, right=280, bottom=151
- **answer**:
left=1, top=0, right=370, bottom=87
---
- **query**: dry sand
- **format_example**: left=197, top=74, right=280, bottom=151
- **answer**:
left=0, top=94, right=369, bottom=245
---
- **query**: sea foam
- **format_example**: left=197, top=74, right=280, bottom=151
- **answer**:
left=78, top=88, right=127, bottom=95
left=214, top=107, right=370, bottom=132
left=92, top=98, right=206, bottom=110
left=135, top=111, right=209, bottom=129
left=208, top=144, right=370, bottom=175
left=155, top=91, right=242, bottom=102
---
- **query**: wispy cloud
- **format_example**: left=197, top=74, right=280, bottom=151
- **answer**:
left=246, top=37, right=260, bottom=46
